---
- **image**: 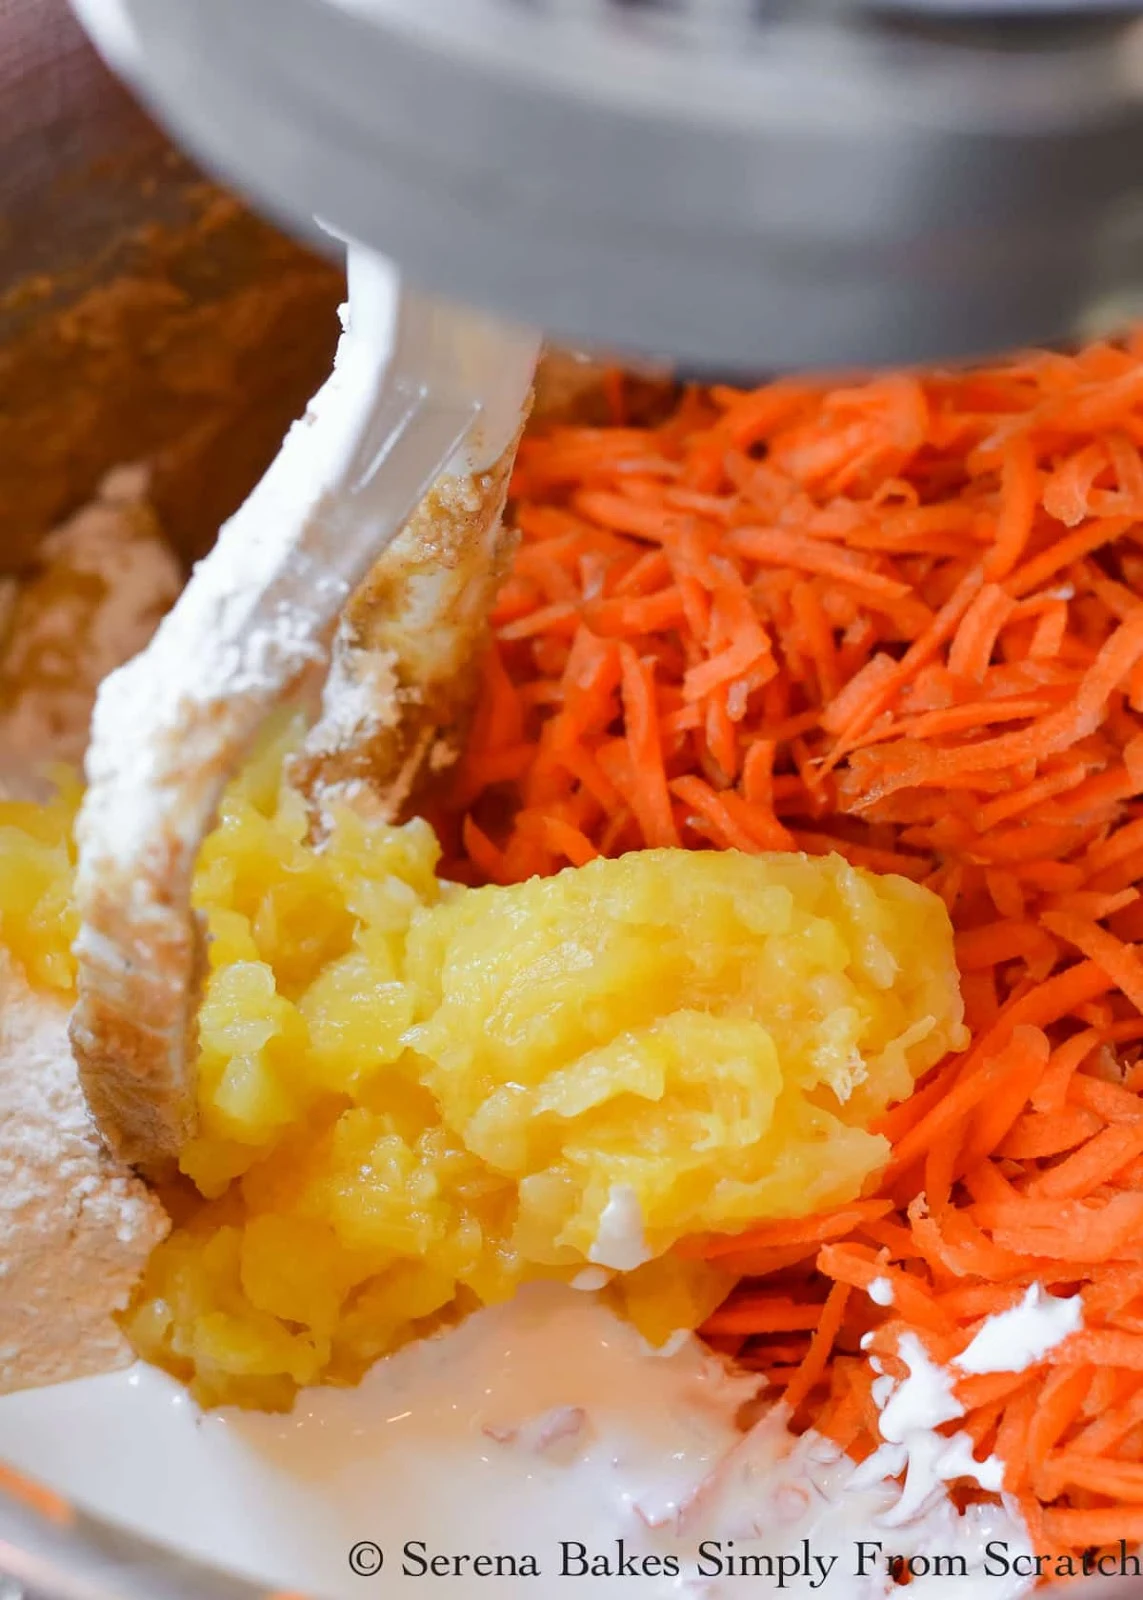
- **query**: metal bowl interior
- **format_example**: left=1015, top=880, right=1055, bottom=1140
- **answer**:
left=0, top=0, right=343, bottom=576
left=0, top=17, right=340, bottom=1582
left=1, top=12, right=1142, bottom=1600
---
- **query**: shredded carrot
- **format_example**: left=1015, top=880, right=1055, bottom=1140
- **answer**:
left=443, top=336, right=1143, bottom=1565
left=783, top=1281, right=852, bottom=1413
left=985, top=437, right=1040, bottom=580
left=703, top=1296, right=834, bottom=1337
left=1041, top=910, right=1143, bottom=1015
left=681, top=1199, right=894, bottom=1261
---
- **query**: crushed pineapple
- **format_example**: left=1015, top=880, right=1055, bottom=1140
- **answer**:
left=403, top=848, right=966, bottom=1262
left=0, top=774, right=80, bottom=993
left=0, top=734, right=965, bottom=1409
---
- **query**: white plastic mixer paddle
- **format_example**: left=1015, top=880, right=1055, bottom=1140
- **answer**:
left=68, top=244, right=538, bottom=1173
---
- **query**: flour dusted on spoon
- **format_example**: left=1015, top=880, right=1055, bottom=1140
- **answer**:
left=64, top=279, right=398, bottom=1174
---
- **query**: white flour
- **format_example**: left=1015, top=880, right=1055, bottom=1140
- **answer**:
left=0, top=954, right=168, bottom=1395
left=0, top=468, right=176, bottom=1391
left=304, top=640, right=400, bottom=751
left=0, top=465, right=181, bottom=788
left=76, top=294, right=370, bottom=870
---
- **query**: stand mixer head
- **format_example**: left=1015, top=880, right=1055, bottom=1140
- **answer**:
left=72, top=0, right=1143, bottom=371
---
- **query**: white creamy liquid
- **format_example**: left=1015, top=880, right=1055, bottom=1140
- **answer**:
left=0, top=1283, right=1036, bottom=1599
left=953, top=1285, right=1084, bottom=1377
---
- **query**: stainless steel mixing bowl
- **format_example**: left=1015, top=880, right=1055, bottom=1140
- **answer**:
left=0, top=7, right=1141, bottom=1597
left=0, top=0, right=343, bottom=575
left=0, top=9, right=339, bottom=1591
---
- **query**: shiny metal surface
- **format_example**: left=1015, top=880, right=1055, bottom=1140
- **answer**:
left=0, top=0, right=342, bottom=570
left=76, top=0, right=1143, bottom=371
left=0, top=0, right=180, bottom=342
left=0, top=21, right=333, bottom=1582
left=0, top=1477, right=319, bottom=1599
left=3, top=5, right=1143, bottom=1597
left=0, top=17, right=324, bottom=1580
left=1, top=1460, right=1142, bottom=1600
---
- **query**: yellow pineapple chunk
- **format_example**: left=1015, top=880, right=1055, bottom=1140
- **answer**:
left=405, top=849, right=965, bottom=1265
left=0, top=734, right=964, bottom=1408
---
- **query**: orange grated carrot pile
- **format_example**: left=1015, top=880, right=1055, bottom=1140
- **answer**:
left=435, top=334, right=1143, bottom=1562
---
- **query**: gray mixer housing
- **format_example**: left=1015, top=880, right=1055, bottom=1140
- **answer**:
left=76, top=0, right=1143, bottom=372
